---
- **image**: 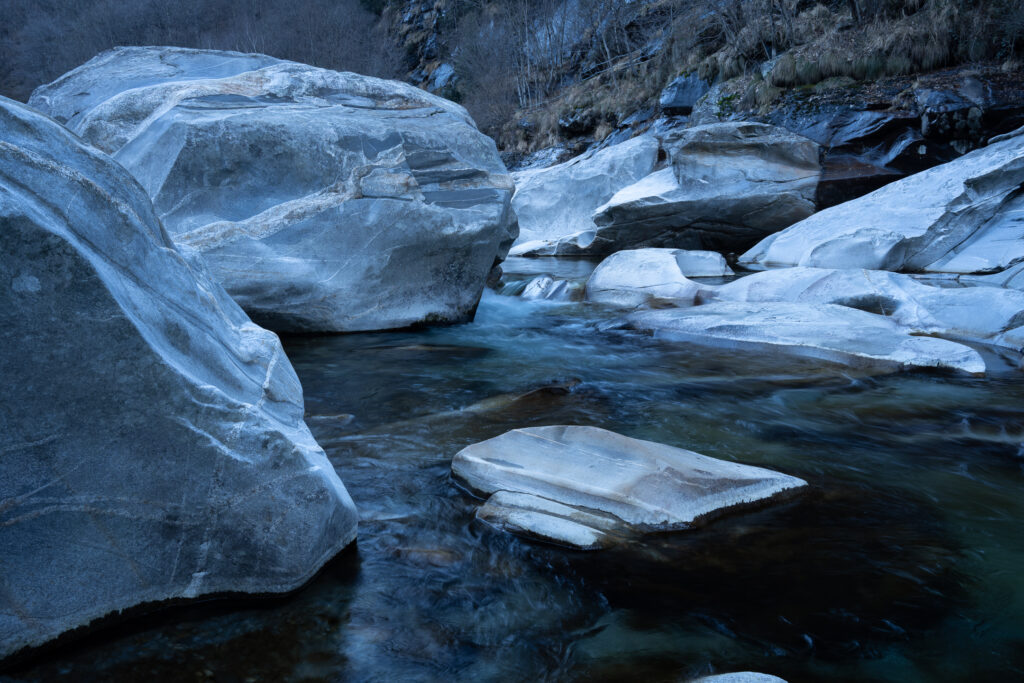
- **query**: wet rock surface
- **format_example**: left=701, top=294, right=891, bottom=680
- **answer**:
left=0, top=95, right=357, bottom=659
left=708, top=267, right=1024, bottom=352
left=31, top=46, right=517, bottom=332
left=623, top=302, right=986, bottom=375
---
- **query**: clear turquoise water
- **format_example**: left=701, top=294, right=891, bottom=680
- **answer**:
left=6, top=259, right=1024, bottom=682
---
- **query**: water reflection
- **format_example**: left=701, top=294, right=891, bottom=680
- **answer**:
left=6, top=267, right=1024, bottom=682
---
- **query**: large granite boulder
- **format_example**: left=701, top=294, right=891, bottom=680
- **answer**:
left=585, top=248, right=729, bottom=308
left=452, top=426, right=806, bottom=550
left=590, top=123, right=821, bottom=254
left=0, top=96, right=357, bottom=659
left=623, top=302, right=985, bottom=375
left=509, top=135, right=660, bottom=256
left=29, top=46, right=517, bottom=332
left=741, top=126, right=1024, bottom=274
left=709, top=267, right=1024, bottom=352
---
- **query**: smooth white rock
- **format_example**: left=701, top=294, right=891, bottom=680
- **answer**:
left=709, top=267, right=1024, bottom=350
left=452, top=425, right=807, bottom=549
left=509, top=231, right=600, bottom=257
left=586, top=248, right=720, bottom=308
left=0, top=96, right=357, bottom=658
left=963, top=262, right=1024, bottom=289
left=673, top=249, right=735, bottom=277
left=590, top=123, right=821, bottom=253
left=520, top=275, right=578, bottom=301
left=30, top=46, right=517, bottom=332
left=691, top=674, right=788, bottom=683
left=510, top=135, right=660, bottom=248
left=740, top=126, right=1024, bottom=273
left=476, top=491, right=631, bottom=550
left=625, top=302, right=986, bottom=374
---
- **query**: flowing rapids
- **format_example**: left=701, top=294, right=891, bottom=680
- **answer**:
left=8, top=258, right=1024, bottom=682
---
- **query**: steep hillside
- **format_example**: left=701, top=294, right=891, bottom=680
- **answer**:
left=381, top=0, right=1024, bottom=165
left=3, top=0, right=1022, bottom=167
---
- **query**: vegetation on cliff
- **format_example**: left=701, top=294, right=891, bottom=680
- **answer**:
left=2, top=0, right=1022, bottom=155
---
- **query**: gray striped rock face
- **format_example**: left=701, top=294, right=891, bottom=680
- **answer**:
left=31, top=46, right=517, bottom=332
left=589, top=123, right=821, bottom=254
left=0, top=96, right=356, bottom=659
left=452, top=426, right=806, bottom=550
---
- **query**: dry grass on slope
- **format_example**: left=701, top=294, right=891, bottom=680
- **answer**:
left=495, top=0, right=1024, bottom=156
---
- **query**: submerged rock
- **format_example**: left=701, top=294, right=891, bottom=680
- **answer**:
left=0, top=96, right=357, bottom=659
left=590, top=123, right=821, bottom=253
left=30, top=46, right=517, bottom=332
left=624, top=302, right=986, bottom=375
left=741, top=126, right=1024, bottom=274
left=451, top=425, right=806, bottom=550
left=509, top=135, right=660, bottom=254
left=586, top=248, right=727, bottom=308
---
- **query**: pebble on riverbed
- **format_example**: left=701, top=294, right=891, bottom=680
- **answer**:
left=451, top=425, right=807, bottom=550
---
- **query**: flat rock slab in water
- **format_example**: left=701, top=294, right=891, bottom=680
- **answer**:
left=626, top=302, right=986, bottom=375
left=692, top=674, right=788, bottom=683
left=451, top=426, right=806, bottom=550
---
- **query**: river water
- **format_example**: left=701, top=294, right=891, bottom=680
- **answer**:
left=7, top=259, right=1024, bottom=682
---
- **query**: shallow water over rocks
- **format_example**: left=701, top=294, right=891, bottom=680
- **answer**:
left=6, top=259, right=1024, bottom=682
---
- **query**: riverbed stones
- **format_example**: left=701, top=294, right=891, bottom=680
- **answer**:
left=741, top=126, right=1024, bottom=274
left=591, top=122, right=821, bottom=253
left=451, top=425, right=807, bottom=550
left=30, top=46, right=517, bottom=332
left=509, top=135, right=660, bottom=254
left=0, top=95, right=357, bottom=659
left=586, top=248, right=727, bottom=308
left=625, top=302, right=986, bottom=375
